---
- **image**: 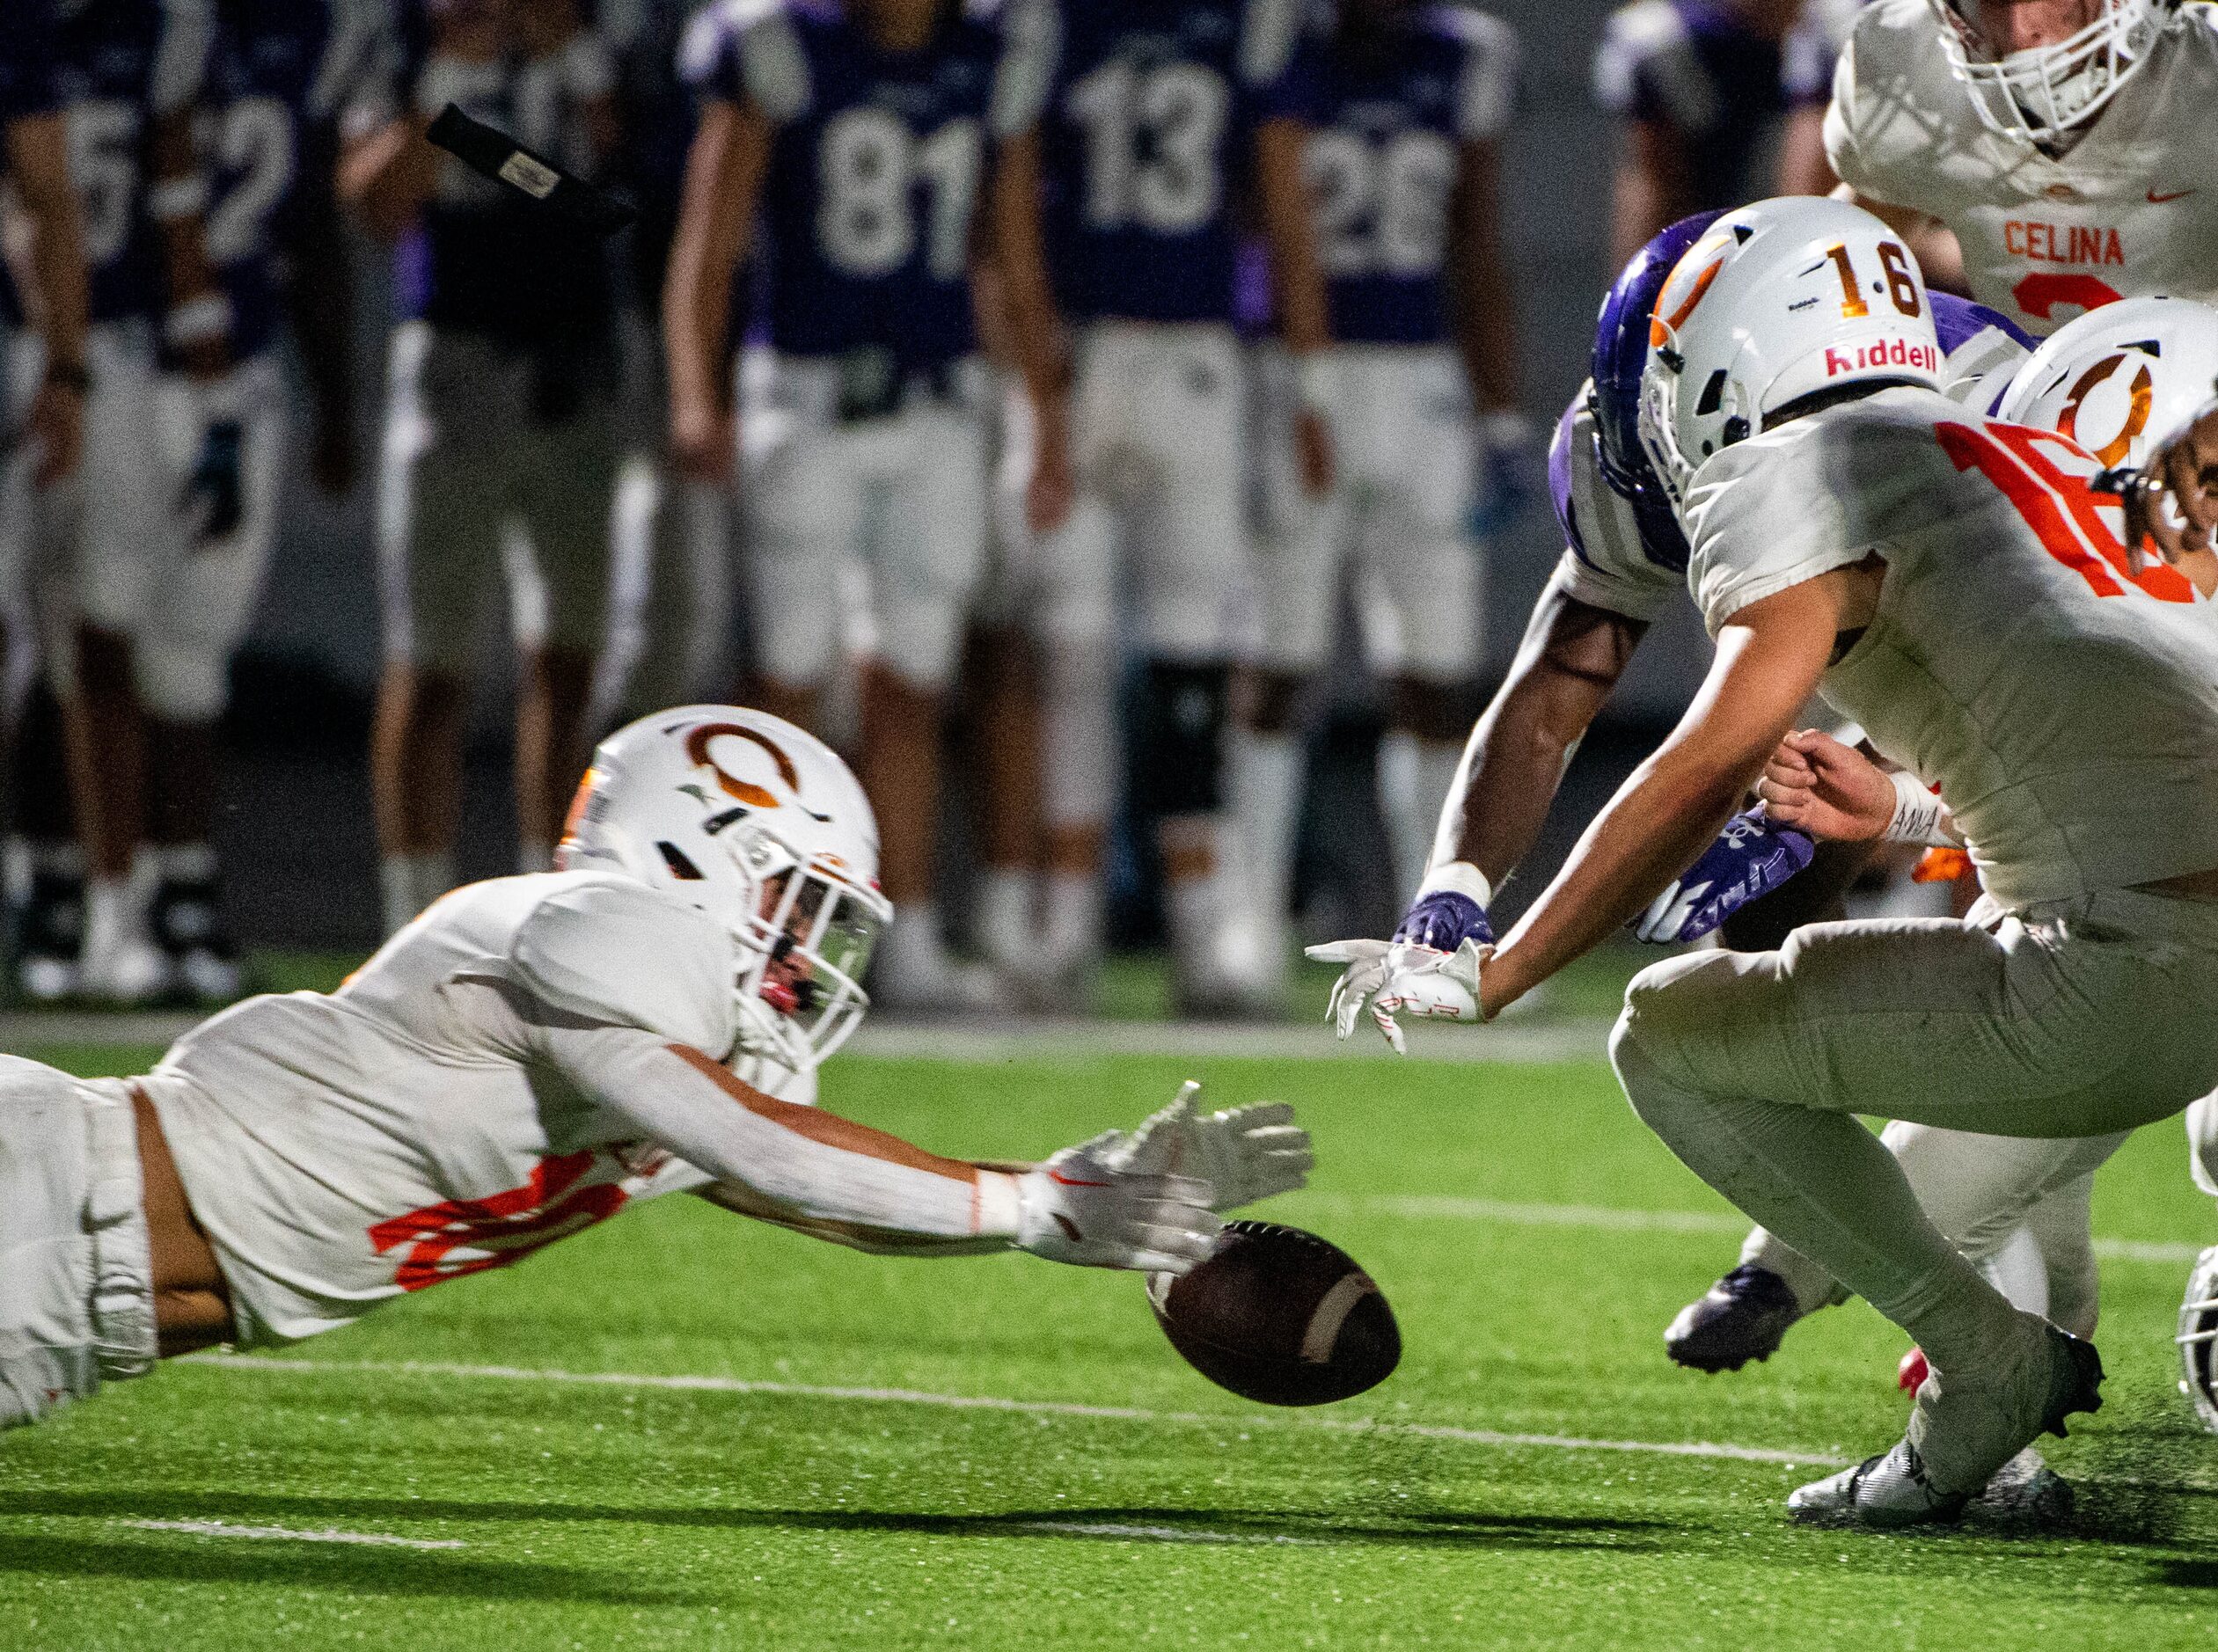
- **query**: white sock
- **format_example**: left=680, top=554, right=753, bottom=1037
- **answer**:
left=1042, top=869, right=1101, bottom=968
left=381, top=852, right=457, bottom=936
left=1614, top=1030, right=2025, bottom=1375
left=1379, top=733, right=1464, bottom=904
left=84, top=859, right=157, bottom=954
left=1229, top=727, right=1302, bottom=932
left=151, top=841, right=218, bottom=883
left=975, top=867, right=1035, bottom=974
left=1042, top=641, right=1116, bottom=829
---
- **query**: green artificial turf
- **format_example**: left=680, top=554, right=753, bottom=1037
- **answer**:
left=4, top=1046, right=2217, bottom=1650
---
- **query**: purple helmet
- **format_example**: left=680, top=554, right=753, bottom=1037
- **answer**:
left=1586, top=211, right=1724, bottom=573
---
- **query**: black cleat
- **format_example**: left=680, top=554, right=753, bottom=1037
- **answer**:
left=1665, top=1263, right=1807, bottom=1373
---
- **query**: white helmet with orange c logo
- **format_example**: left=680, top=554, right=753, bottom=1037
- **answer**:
left=558, top=705, right=889, bottom=1071
left=1996, top=295, right=2218, bottom=473
left=1638, top=197, right=1942, bottom=511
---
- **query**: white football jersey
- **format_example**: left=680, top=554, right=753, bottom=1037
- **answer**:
left=1826, top=0, right=2218, bottom=335
left=1682, top=386, right=2218, bottom=906
left=143, top=874, right=809, bottom=1346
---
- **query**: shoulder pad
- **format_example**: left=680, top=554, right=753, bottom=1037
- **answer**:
left=509, top=876, right=739, bottom=1056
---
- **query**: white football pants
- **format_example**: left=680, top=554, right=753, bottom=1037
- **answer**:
left=1613, top=890, right=2218, bottom=1375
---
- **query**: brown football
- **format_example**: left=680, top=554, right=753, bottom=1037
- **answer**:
left=1147, top=1221, right=1400, bottom=1406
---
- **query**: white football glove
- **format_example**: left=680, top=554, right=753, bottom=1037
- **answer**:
left=1109, top=1081, right=1314, bottom=1210
left=1014, top=1122, right=1221, bottom=1275
left=1306, top=938, right=1491, bottom=1055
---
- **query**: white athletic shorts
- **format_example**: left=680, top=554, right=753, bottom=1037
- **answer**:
left=1001, top=319, right=1249, bottom=660
left=1620, top=889, right=2218, bottom=1144
left=0, top=1058, right=157, bottom=1430
left=377, top=320, right=620, bottom=675
left=1253, top=342, right=1479, bottom=681
left=738, top=349, right=986, bottom=692
left=0, top=329, right=48, bottom=608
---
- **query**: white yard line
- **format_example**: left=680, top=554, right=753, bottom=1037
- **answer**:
left=194, top=1354, right=1846, bottom=1468
left=121, top=1518, right=464, bottom=1550
left=1017, top=1521, right=1331, bottom=1546
left=1299, top=1191, right=2207, bottom=1263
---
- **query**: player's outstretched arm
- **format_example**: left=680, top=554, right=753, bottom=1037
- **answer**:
left=545, top=1021, right=1222, bottom=1272
left=1308, top=581, right=1644, bottom=1049
left=1482, top=573, right=1853, bottom=1014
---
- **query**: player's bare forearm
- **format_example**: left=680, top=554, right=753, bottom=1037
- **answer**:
left=1447, top=140, right=1517, bottom=411
left=340, top=116, right=439, bottom=240
left=1254, top=118, right=1330, bottom=356
left=663, top=100, right=765, bottom=425
left=1432, top=586, right=1645, bottom=888
left=4, top=112, right=87, bottom=367
left=1484, top=579, right=1845, bottom=1012
left=1776, top=106, right=1838, bottom=197
left=1608, top=124, right=1686, bottom=271
left=979, top=131, right=1066, bottom=411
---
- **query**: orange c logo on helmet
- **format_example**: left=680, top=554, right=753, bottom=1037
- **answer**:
left=2058, top=352, right=2155, bottom=468
left=685, top=723, right=801, bottom=809
left=1651, top=255, right=1725, bottom=348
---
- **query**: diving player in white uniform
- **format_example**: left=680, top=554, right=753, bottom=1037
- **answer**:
left=1825, top=0, right=2218, bottom=333
left=1322, top=197, right=2218, bottom=1525
left=0, top=705, right=1312, bottom=1430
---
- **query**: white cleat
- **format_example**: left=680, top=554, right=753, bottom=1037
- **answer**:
left=1790, top=1317, right=2102, bottom=1527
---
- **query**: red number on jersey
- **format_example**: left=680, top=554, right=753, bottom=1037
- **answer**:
left=369, top=1151, right=631, bottom=1291
left=2011, top=272, right=2123, bottom=325
left=1936, top=419, right=2194, bottom=604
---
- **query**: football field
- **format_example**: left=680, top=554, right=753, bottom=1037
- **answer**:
left=6, top=983, right=2218, bottom=1649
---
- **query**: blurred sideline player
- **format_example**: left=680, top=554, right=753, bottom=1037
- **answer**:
left=1824, top=0, right=2218, bottom=335
left=663, top=0, right=1072, bottom=1012
left=1592, top=0, right=1819, bottom=267
left=1327, top=198, right=2218, bottom=1524
left=345, top=0, right=626, bottom=933
left=995, top=0, right=1336, bottom=1012
left=600, top=0, right=738, bottom=719
left=0, top=703, right=1314, bottom=1429
left=62, top=0, right=376, bottom=1005
left=27, top=0, right=210, bottom=1003
left=1231, top=0, right=1525, bottom=1002
left=0, top=0, right=89, bottom=999
left=1669, top=296, right=2218, bottom=1389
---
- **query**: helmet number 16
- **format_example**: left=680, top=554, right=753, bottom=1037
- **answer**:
left=1824, top=240, right=1922, bottom=320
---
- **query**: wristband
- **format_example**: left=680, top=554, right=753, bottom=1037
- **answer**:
left=1416, top=859, right=1493, bottom=911
left=148, top=174, right=210, bottom=221
left=1883, top=769, right=1951, bottom=847
left=1292, top=351, right=1338, bottom=417
left=165, top=294, right=234, bottom=348
left=970, top=1169, right=1023, bottom=1238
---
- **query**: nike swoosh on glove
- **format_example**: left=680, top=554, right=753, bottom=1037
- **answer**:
left=1110, top=1081, right=1314, bottom=1210
left=1635, top=810, right=1815, bottom=945
left=1014, top=1128, right=1221, bottom=1274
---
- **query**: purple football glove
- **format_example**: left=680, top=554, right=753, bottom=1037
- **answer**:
left=1393, top=888, right=1495, bottom=952
left=1635, top=812, right=1814, bottom=945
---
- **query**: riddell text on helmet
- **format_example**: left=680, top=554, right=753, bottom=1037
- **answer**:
left=1825, top=338, right=1941, bottom=377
